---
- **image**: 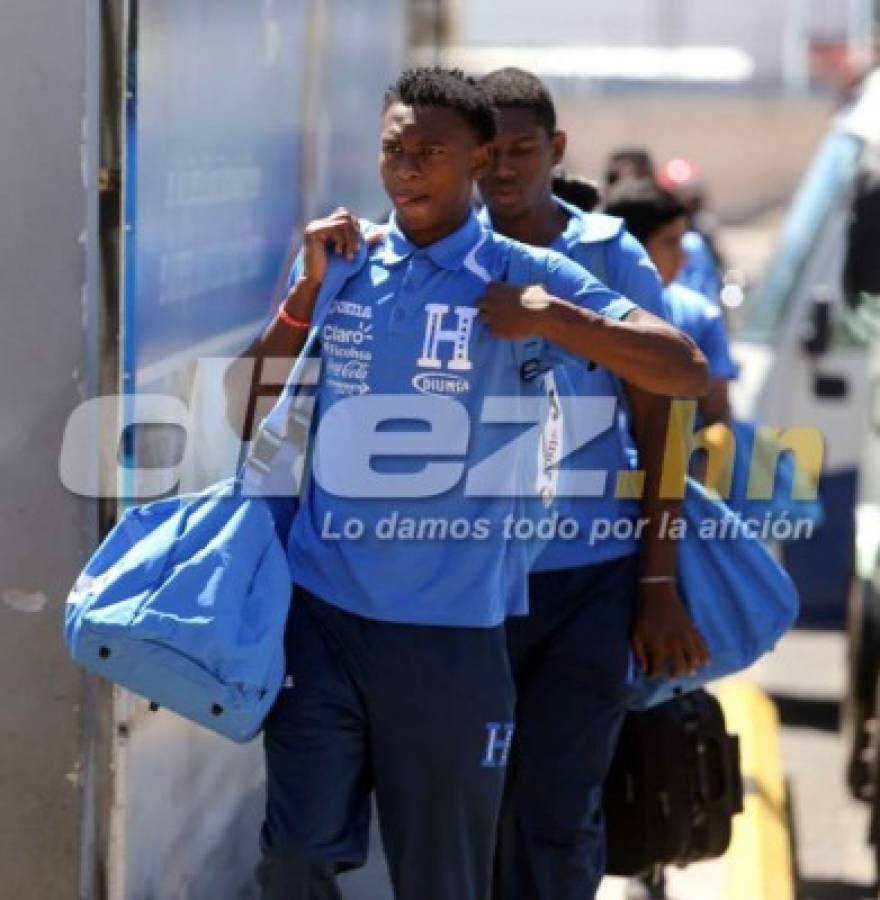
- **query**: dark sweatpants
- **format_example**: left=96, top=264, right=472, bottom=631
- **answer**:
left=492, top=554, right=638, bottom=900
left=258, top=588, right=516, bottom=900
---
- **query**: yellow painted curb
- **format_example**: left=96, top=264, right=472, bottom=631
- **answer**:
left=716, top=680, right=795, bottom=900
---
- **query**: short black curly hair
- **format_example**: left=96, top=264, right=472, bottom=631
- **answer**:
left=479, top=67, right=556, bottom=135
left=384, top=67, right=497, bottom=144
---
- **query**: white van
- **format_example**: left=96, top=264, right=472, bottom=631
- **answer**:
left=732, top=67, right=880, bottom=858
left=733, top=69, right=880, bottom=622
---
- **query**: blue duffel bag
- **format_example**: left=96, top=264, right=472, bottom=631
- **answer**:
left=64, top=241, right=374, bottom=742
left=64, top=480, right=291, bottom=741
left=720, top=418, right=824, bottom=533
left=627, top=478, right=800, bottom=710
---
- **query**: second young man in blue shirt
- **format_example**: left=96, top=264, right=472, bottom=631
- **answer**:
left=478, top=68, right=711, bottom=900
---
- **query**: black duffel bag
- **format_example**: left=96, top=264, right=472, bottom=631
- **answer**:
left=603, top=689, right=744, bottom=877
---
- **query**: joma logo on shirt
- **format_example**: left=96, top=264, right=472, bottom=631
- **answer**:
left=331, top=299, right=372, bottom=320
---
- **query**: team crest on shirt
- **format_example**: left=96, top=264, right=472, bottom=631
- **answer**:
left=412, top=303, right=476, bottom=395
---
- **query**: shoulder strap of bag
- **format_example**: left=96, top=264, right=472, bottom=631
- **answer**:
left=242, top=223, right=378, bottom=488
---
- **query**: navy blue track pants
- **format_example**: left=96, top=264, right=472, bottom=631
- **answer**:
left=259, top=588, right=516, bottom=900
left=492, top=554, right=638, bottom=900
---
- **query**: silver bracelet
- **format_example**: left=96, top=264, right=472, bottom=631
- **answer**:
left=639, top=575, right=676, bottom=584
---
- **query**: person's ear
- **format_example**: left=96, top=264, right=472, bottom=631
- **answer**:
left=551, top=130, right=567, bottom=168
left=472, top=142, right=493, bottom=181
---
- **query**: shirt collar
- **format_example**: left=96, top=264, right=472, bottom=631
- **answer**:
left=379, top=210, right=485, bottom=270
left=477, top=196, right=622, bottom=251
left=554, top=196, right=586, bottom=250
left=476, top=197, right=583, bottom=251
left=554, top=195, right=625, bottom=247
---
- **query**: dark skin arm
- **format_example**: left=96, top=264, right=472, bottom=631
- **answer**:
left=625, top=384, right=711, bottom=677
left=223, top=274, right=320, bottom=443
left=686, top=377, right=732, bottom=484
left=698, top=377, right=731, bottom=427
left=223, top=208, right=381, bottom=441
left=478, top=282, right=711, bottom=675
left=478, top=284, right=710, bottom=398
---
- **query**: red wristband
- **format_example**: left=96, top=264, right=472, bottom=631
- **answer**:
left=277, top=302, right=311, bottom=330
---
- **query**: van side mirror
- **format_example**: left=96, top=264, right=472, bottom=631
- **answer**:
left=802, top=291, right=833, bottom=356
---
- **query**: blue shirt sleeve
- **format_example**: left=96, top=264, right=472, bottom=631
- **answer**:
left=529, top=247, right=637, bottom=368
left=541, top=251, right=637, bottom=367
left=678, top=231, right=722, bottom=301
left=540, top=249, right=637, bottom=321
left=696, top=309, right=739, bottom=380
left=602, top=230, right=667, bottom=320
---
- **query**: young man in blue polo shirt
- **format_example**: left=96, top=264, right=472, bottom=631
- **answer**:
left=235, top=68, right=707, bottom=900
left=605, top=148, right=723, bottom=304
left=478, top=68, right=711, bottom=900
left=605, top=177, right=739, bottom=426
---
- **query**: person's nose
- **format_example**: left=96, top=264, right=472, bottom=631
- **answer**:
left=491, top=149, right=516, bottom=181
left=394, top=152, right=423, bottom=181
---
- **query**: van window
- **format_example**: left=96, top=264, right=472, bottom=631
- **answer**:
left=845, top=162, right=880, bottom=302
left=740, top=132, right=864, bottom=342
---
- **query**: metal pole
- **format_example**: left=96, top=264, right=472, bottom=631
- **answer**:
left=80, top=4, right=101, bottom=893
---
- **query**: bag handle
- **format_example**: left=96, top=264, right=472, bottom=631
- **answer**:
left=679, top=694, right=743, bottom=812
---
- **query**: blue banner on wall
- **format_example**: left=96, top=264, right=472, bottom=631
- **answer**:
left=305, top=0, right=408, bottom=221
left=121, top=0, right=407, bottom=498
left=124, top=0, right=308, bottom=386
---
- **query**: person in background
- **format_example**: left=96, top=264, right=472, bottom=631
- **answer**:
left=478, top=67, right=710, bottom=900
left=604, top=148, right=723, bottom=305
left=658, top=157, right=724, bottom=303
left=605, top=177, right=738, bottom=427
left=604, top=147, right=655, bottom=187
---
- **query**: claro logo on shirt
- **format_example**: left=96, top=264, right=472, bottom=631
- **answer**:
left=322, top=321, right=373, bottom=346
left=413, top=304, right=476, bottom=395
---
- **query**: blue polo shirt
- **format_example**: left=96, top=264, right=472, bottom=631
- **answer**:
left=677, top=229, right=722, bottom=303
left=286, top=211, right=636, bottom=627
left=663, top=282, right=738, bottom=380
left=480, top=198, right=666, bottom=573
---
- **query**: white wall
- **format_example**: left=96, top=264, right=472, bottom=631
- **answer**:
left=449, top=0, right=873, bottom=86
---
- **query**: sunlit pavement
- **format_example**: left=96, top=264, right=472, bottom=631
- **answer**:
left=597, top=859, right=726, bottom=899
